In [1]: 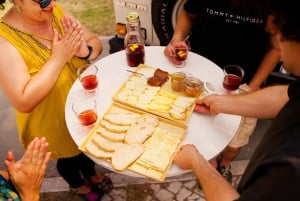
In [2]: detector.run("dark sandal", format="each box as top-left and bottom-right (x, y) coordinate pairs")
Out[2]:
(71, 186), (103, 201)
(88, 175), (113, 193)
(216, 155), (232, 183)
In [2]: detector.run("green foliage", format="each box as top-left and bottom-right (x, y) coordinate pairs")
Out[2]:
(0, 0), (115, 36)
(58, 0), (115, 36)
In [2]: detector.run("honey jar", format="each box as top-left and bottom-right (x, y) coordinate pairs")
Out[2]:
(185, 77), (203, 97)
(171, 72), (186, 92)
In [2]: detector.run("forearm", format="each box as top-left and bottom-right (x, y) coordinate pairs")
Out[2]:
(192, 152), (240, 201)
(217, 85), (289, 118)
(248, 48), (281, 90)
(19, 193), (40, 201)
(85, 34), (102, 61)
(172, 10), (195, 40)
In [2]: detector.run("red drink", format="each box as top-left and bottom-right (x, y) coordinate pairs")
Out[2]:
(126, 44), (145, 67)
(81, 75), (98, 91)
(174, 48), (188, 62)
(223, 65), (244, 92)
(223, 74), (242, 91)
(78, 109), (98, 126)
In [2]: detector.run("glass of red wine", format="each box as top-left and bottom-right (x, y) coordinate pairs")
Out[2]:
(222, 65), (244, 94)
(72, 97), (98, 127)
(170, 39), (190, 68)
(77, 64), (99, 95)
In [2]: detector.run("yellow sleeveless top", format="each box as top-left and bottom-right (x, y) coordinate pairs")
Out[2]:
(0, 4), (89, 159)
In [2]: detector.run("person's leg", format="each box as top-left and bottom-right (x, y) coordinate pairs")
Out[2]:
(57, 154), (104, 200)
(219, 146), (241, 167)
(56, 157), (84, 189)
(77, 153), (113, 194)
(209, 156), (218, 169)
(76, 153), (96, 178)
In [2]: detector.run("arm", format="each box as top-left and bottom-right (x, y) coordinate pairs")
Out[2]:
(0, 24), (82, 113)
(248, 48), (281, 91)
(174, 144), (240, 201)
(195, 85), (289, 119)
(5, 137), (51, 201)
(164, 9), (196, 62)
(171, 9), (195, 41)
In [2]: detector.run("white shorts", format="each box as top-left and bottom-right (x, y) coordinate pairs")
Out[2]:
(228, 84), (257, 148)
(228, 116), (257, 148)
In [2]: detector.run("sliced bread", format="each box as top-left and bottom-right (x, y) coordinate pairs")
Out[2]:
(103, 113), (140, 126)
(85, 142), (113, 159)
(100, 120), (130, 133)
(125, 123), (156, 144)
(112, 143), (145, 171)
(92, 134), (124, 152)
(97, 126), (126, 142)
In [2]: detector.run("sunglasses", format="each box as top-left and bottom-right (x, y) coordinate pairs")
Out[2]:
(32, 0), (51, 9)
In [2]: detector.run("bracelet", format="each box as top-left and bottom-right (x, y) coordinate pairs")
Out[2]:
(78, 45), (93, 60)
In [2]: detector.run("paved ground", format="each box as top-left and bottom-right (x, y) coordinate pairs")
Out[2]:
(0, 36), (273, 200)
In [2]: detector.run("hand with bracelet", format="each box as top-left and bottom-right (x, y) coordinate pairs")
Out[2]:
(60, 16), (98, 60)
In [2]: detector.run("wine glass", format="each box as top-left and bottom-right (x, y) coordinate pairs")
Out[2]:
(170, 39), (190, 68)
(77, 64), (99, 95)
(222, 65), (244, 94)
(72, 97), (98, 127)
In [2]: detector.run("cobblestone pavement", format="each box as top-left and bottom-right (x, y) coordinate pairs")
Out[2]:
(39, 160), (247, 201)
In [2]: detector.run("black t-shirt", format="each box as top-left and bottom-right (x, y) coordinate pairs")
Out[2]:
(236, 79), (300, 200)
(184, 0), (273, 83)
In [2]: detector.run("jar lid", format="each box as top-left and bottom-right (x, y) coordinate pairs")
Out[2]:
(126, 12), (140, 22)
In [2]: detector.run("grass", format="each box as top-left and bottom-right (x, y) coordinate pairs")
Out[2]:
(0, 0), (116, 36)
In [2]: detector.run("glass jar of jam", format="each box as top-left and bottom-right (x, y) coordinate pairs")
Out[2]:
(185, 77), (203, 97)
(171, 72), (186, 92)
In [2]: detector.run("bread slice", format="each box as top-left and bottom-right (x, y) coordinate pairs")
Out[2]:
(132, 114), (159, 127)
(103, 113), (140, 126)
(112, 143), (145, 171)
(85, 142), (113, 159)
(97, 126), (126, 142)
(125, 123), (156, 144)
(92, 134), (124, 152)
(100, 120), (130, 133)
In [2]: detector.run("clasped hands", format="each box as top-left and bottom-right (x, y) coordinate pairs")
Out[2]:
(51, 16), (90, 63)
(5, 137), (51, 201)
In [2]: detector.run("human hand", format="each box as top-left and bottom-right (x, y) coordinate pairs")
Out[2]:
(51, 17), (84, 64)
(5, 137), (51, 201)
(60, 16), (89, 58)
(194, 94), (222, 115)
(164, 40), (189, 66)
(174, 144), (201, 170)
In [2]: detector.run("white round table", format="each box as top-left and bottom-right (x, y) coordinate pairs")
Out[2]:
(65, 46), (241, 177)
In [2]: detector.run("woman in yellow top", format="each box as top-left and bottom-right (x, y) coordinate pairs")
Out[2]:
(0, 0), (112, 200)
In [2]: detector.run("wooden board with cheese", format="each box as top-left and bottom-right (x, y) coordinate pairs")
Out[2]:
(79, 102), (187, 182)
(112, 64), (196, 124)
